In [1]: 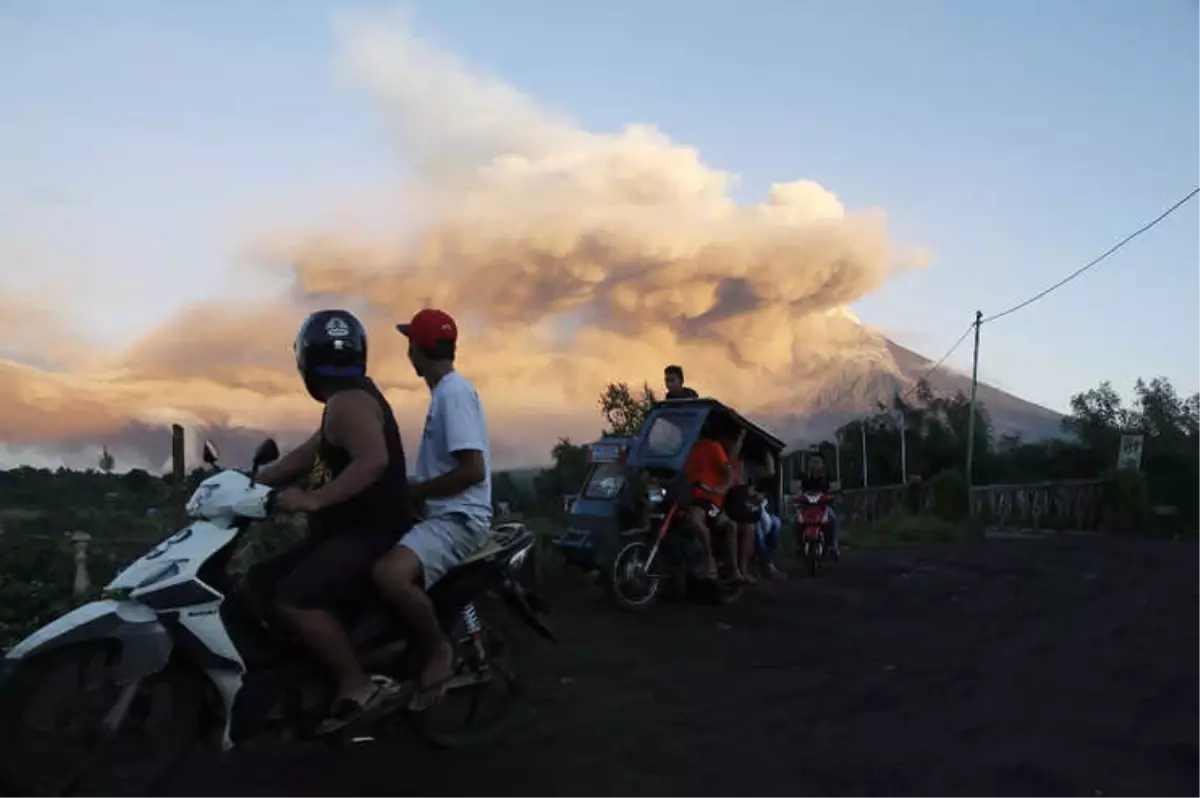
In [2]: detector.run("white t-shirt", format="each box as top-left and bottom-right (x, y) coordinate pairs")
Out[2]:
(414, 371), (492, 524)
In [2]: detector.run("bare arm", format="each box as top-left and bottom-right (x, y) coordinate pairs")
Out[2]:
(411, 449), (486, 502)
(716, 462), (733, 492)
(307, 391), (389, 510)
(256, 430), (321, 487)
(727, 429), (747, 461)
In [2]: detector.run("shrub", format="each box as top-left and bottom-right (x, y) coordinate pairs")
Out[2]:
(930, 469), (969, 522)
(1099, 467), (1151, 536)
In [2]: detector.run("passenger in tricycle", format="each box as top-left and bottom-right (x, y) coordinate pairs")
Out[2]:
(681, 420), (745, 581)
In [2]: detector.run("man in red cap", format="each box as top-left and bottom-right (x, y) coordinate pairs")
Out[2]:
(372, 308), (493, 709)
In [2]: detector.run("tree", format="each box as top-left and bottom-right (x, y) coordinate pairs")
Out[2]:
(832, 383), (993, 487)
(98, 447), (115, 474)
(492, 471), (526, 512)
(599, 381), (658, 437)
(533, 438), (591, 506)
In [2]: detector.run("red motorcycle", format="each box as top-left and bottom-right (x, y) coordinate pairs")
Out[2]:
(794, 491), (833, 577)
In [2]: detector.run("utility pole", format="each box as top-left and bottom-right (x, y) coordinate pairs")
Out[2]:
(965, 310), (983, 489)
(860, 420), (869, 488)
(834, 435), (842, 485)
(898, 395), (908, 484)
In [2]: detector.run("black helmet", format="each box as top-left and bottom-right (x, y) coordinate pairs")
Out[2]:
(294, 309), (368, 401)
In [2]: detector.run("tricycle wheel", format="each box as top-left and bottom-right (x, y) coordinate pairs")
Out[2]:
(607, 540), (662, 612)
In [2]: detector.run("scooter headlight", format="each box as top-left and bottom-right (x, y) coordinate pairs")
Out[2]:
(647, 487), (667, 505)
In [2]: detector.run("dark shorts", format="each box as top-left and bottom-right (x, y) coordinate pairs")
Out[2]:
(724, 486), (763, 525)
(252, 530), (398, 611)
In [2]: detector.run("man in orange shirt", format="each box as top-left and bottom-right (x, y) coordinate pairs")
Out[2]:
(683, 424), (744, 579)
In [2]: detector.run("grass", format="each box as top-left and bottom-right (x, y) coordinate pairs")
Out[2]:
(0, 507), (43, 522)
(841, 511), (984, 549)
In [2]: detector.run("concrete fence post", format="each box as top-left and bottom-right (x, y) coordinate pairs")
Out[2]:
(68, 531), (92, 598)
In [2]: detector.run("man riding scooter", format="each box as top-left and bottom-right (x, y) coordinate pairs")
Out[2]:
(796, 453), (841, 560)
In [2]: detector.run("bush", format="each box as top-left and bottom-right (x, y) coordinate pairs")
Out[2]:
(0, 536), (77, 647)
(1099, 467), (1151, 536)
(930, 469), (969, 522)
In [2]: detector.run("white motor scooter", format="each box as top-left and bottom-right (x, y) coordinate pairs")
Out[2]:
(0, 438), (554, 796)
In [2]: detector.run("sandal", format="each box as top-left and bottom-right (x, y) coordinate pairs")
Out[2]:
(316, 675), (402, 734)
(407, 673), (457, 712)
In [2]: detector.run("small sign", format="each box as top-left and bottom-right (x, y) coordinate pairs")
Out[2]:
(1117, 434), (1144, 471)
(588, 443), (625, 463)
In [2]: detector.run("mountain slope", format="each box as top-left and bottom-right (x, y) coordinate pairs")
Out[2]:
(760, 338), (1065, 447)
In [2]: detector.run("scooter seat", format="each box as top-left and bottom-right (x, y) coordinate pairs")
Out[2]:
(455, 522), (533, 567)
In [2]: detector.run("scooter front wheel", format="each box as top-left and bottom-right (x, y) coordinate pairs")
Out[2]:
(803, 540), (821, 578)
(0, 643), (205, 796)
(607, 540), (662, 612)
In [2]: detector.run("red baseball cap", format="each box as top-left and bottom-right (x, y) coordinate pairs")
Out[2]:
(396, 308), (458, 349)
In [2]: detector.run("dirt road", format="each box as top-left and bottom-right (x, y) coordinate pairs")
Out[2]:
(169, 537), (1198, 796)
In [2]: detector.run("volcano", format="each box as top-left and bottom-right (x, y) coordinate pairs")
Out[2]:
(760, 335), (1065, 448)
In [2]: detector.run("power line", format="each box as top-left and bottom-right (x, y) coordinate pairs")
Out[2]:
(981, 187), (1199, 325)
(899, 321), (977, 402)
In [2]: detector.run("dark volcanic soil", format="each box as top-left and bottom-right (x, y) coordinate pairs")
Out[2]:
(168, 537), (1199, 797)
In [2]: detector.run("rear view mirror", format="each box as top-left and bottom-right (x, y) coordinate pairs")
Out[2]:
(253, 439), (280, 468)
(202, 440), (220, 466)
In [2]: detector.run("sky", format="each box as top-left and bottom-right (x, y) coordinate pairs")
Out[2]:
(0, 0), (1196, 470)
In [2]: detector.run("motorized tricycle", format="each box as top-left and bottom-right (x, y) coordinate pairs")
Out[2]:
(554, 398), (787, 612)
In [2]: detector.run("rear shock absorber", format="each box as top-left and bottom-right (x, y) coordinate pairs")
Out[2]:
(461, 602), (488, 665)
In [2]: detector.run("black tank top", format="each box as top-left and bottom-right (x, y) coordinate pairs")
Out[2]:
(308, 377), (414, 538)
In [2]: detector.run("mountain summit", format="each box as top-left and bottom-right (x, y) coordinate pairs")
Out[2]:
(760, 333), (1064, 447)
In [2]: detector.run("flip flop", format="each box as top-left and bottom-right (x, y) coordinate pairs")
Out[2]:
(407, 673), (457, 713)
(316, 675), (402, 734)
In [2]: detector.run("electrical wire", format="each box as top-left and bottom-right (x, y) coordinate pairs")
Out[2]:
(981, 188), (1199, 325)
(844, 187), (1197, 431)
(898, 321), (976, 402)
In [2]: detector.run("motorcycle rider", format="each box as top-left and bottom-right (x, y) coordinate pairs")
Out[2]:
(683, 420), (744, 580)
(253, 309), (415, 731)
(798, 453), (840, 559)
(372, 308), (493, 710)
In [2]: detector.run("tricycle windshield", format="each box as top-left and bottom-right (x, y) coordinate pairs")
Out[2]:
(628, 410), (703, 466)
(582, 461), (627, 500)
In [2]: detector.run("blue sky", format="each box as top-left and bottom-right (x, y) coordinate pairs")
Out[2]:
(1, 0), (1196, 414)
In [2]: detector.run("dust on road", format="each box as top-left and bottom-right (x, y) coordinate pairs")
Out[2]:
(170, 537), (1199, 797)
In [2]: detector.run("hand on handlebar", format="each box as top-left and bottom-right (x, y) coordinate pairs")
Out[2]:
(274, 486), (320, 513)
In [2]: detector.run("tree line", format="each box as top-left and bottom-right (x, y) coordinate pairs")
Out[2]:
(817, 377), (1197, 523)
(0, 372), (1193, 646)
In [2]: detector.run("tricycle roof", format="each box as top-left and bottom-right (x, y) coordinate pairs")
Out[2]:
(625, 397), (786, 469)
(653, 397), (787, 451)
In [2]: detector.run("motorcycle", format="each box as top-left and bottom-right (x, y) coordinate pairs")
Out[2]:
(0, 439), (555, 797)
(795, 491), (833, 578)
(607, 479), (744, 612)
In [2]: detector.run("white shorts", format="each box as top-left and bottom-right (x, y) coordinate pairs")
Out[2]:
(399, 514), (491, 589)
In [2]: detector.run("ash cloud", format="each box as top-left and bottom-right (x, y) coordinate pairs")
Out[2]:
(0, 9), (926, 470)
